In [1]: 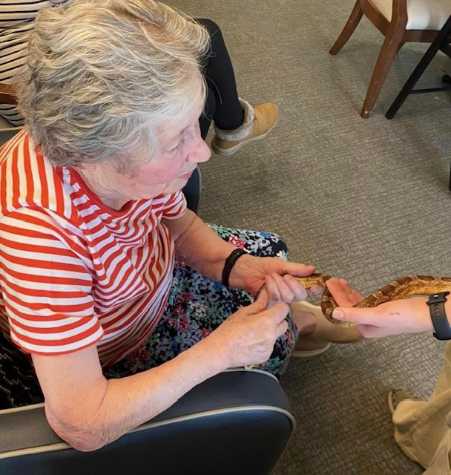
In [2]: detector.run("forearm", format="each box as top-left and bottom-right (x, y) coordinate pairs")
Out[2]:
(362, 297), (451, 338)
(47, 338), (228, 451)
(170, 214), (313, 296)
(173, 214), (239, 282)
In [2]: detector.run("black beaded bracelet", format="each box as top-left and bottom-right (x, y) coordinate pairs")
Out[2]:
(222, 248), (248, 287)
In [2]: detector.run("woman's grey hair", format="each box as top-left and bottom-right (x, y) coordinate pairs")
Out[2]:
(17, 0), (209, 170)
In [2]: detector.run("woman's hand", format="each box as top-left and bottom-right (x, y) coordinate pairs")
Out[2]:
(206, 290), (290, 368)
(326, 278), (432, 338)
(229, 254), (319, 303)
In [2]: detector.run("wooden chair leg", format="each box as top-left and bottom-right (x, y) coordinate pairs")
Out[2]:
(329, 0), (363, 55)
(360, 32), (404, 118)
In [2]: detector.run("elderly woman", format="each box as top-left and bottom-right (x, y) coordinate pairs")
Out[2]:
(0, 0), (358, 451)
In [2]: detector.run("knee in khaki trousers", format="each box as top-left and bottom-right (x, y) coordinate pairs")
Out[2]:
(393, 342), (451, 474)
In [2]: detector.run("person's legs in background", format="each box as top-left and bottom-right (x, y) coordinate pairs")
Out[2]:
(184, 18), (279, 211)
(197, 18), (278, 157)
(183, 18), (280, 211)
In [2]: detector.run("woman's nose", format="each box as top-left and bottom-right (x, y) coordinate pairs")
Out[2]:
(187, 138), (211, 164)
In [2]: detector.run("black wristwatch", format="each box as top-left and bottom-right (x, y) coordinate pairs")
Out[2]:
(427, 291), (451, 340)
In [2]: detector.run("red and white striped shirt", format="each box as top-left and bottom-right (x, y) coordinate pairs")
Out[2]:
(0, 130), (186, 366)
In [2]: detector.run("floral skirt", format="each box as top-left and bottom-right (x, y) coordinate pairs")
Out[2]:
(104, 225), (298, 379)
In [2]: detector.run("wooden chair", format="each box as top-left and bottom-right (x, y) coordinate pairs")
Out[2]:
(386, 14), (451, 120)
(0, 84), (22, 145)
(330, 0), (451, 118)
(0, 84), (16, 105)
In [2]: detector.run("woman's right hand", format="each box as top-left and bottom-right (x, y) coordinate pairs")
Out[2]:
(209, 290), (289, 369)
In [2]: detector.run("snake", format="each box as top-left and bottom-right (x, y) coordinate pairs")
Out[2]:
(295, 274), (451, 327)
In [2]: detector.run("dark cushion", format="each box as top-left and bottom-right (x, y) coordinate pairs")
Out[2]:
(0, 369), (294, 475)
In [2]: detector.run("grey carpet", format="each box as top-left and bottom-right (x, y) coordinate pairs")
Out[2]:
(169, 1), (451, 473)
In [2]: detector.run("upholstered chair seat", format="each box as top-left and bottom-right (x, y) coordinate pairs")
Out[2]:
(372, 0), (451, 30)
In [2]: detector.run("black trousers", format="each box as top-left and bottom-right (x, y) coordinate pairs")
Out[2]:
(196, 18), (244, 139)
(183, 19), (244, 211)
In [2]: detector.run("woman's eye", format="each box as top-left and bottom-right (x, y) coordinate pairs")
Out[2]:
(169, 140), (183, 152)
(167, 125), (195, 153)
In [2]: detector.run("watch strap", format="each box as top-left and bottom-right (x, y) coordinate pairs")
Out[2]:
(427, 291), (451, 340)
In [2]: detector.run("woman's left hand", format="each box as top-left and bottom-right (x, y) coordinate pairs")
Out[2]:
(230, 254), (320, 303)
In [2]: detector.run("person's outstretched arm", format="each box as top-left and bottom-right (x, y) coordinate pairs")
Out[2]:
(326, 277), (451, 338)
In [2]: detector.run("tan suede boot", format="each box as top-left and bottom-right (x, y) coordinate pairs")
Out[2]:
(211, 99), (278, 157)
(291, 301), (363, 357)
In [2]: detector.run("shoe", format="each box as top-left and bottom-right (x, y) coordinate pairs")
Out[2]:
(211, 99), (278, 157)
(292, 301), (363, 344)
(292, 337), (331, 357)
(388, 389), (418, 415)
(291, 301), (362, 358)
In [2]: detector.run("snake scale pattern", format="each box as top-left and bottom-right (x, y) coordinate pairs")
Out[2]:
(296, 274), (451, 328)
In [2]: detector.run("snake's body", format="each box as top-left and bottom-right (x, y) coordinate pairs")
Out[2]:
(297, 274), (451, 327)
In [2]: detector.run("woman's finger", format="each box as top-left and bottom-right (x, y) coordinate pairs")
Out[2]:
(265, 301), (290, 324)
(357, 325), (388, 339)
(264, 275), (281, 306)
(277, 319), (288, 337)
(252, 287), (269, 310)
(271, 273), (295, 302)
(308, 284), (323, 296)
(276, 261), (316, 277)
(282, 274), (309, 301)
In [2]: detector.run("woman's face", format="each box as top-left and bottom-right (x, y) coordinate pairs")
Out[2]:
(78, 88), (212, 210)
(123, 103), (211, 199)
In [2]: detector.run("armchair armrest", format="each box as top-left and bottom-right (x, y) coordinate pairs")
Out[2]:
(0, 369), (295, 475)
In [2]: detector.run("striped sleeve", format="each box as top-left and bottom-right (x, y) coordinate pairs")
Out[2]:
(0, 207), (103, 355)
(160, 191), (187, 220)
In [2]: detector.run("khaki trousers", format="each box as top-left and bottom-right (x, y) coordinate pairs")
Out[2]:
(393, 342), (451, 474)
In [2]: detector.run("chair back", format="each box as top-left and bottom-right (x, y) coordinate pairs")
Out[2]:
(369, 0), (451, 31)
(362, 0), (408, 35)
